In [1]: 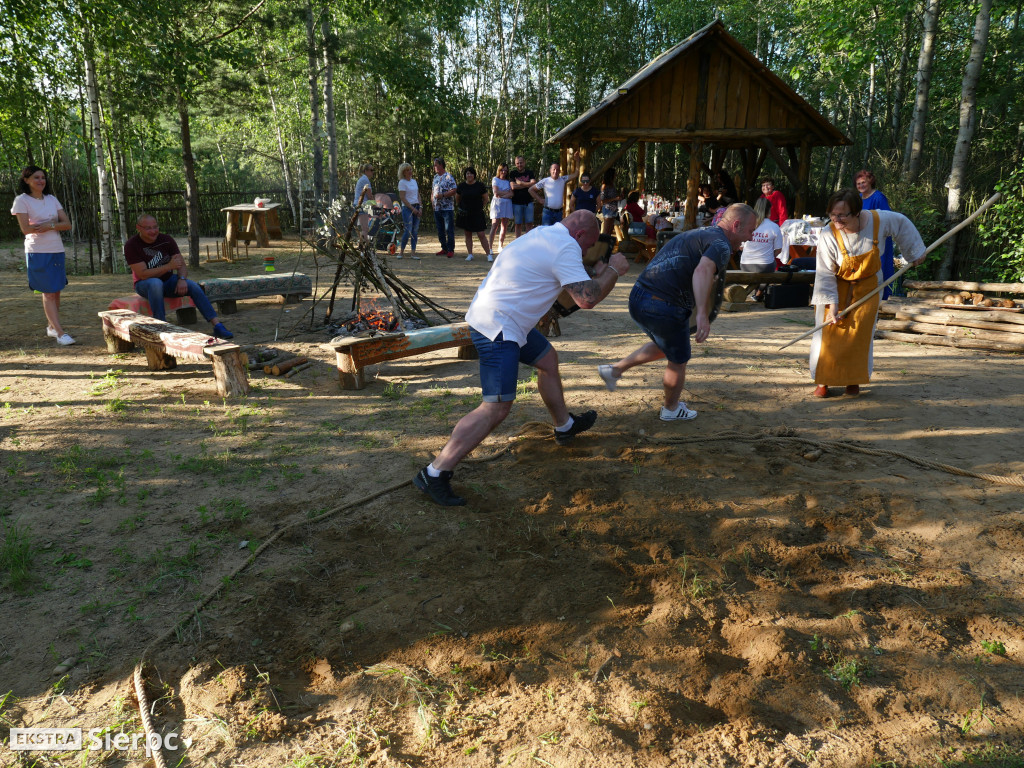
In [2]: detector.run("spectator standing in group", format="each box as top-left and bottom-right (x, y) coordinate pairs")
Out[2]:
(10, 165), (75, 345)
(397, 162), (421, 260)
(739, 198), (785, 301)
(855, 169), (897, 298)
(456, 166), (491, 262)
(508, 155), (536, 237)
(431, 157), (458, 257)
(489, 162), (514, 258)
(569, 173), (599, 214)
(598, 169), (621, 236)
(760, 178), (788, 225)
(530, 153), (580, 226)
(355, 162), (374, 240)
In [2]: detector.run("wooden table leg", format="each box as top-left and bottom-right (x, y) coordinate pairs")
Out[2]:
(253, 211), (270, 248)
(225, 211), (238, 248)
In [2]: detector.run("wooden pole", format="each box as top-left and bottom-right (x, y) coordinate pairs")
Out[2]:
(795, 140), (811, 217)
(685, 140), (702, 230)
(903, 279), (1024, 294)
(875, 329), (1024, 353)
(636, 141), (647, 194)
(884, 310), (1024, 334)
(272, 356), (309, 376)
(877, 318), (1024, 343)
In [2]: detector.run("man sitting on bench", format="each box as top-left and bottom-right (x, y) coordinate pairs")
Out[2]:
(125, 214), (233, 339)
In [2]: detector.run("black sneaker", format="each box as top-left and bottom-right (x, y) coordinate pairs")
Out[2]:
(554, 410), (597, 445)
(413, 466), (467, 506)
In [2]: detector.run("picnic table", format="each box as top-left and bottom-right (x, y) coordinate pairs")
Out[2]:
(222, 203), (283, 248)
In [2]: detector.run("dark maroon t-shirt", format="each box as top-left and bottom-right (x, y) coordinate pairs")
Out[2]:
(124, 233), (179, 284)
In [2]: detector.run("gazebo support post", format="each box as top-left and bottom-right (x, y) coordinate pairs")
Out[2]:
(795, 140), (811, 217)
(636, 142), (647, 194)
(685, 140), (703, 229)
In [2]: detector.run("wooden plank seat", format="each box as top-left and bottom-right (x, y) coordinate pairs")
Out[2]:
(108, 295), (198, 325)
(197, 272), (312, 315)
(323, 322), (479, 390)
(98, 309), (249, 397)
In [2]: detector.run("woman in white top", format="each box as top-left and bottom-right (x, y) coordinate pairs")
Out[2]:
(10, 166), (75, 345)
(488, 162), (513, 259)
(810, 188), (926, 398)
(739, 198), (785, 301)
(396, 162), (421, 259)
(354, 162), (374, 240)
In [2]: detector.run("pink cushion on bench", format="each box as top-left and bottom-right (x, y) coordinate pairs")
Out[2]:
(108, 295), (195, 316)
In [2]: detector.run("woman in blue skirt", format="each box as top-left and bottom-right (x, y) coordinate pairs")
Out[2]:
(10, 166), (75, 344)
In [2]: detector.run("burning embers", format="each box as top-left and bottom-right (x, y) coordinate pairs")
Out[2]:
(328, 299), (427, 340)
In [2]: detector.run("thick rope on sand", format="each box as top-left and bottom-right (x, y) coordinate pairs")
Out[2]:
(132, 421), (1023, 761)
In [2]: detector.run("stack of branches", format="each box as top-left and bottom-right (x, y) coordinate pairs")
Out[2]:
(877, 280), (1024, 353)
(299, 197), (462, 331)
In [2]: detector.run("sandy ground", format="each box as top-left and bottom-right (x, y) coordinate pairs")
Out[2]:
(1, 232), (1023, 767)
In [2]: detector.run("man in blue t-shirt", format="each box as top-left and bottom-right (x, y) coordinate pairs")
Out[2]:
(596, 204), (757, 421)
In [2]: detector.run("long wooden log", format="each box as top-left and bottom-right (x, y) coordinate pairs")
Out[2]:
(272, 357), (308, 375)
(884, 310), (1024, 333)
(877, 319), (1024, 344)
(875, 329), (1024, 353)
(725, 270), (815, 284)
(903, 280), (1024, 294)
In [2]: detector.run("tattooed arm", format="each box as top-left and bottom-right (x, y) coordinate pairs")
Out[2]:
(564, 252), (629, 309)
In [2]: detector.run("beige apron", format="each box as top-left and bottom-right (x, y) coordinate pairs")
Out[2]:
(814, 211), (881, 386)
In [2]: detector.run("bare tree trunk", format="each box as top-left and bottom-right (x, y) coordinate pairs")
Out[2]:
(892, 9), (914, 147)
(488, 0), (522, 160)
(177, 93), (201, 268)
(264, 64), (298, 223)
(83, 39), (114, 273)
(307, 0), (323, 199)
(937, 0), (993, 280)
(864, 61), (875, 164)
(321, 12), (338, 202)
(904, 0), (940, 179)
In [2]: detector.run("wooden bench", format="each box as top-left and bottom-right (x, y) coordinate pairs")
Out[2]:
(323, 322), (478, 390)
(198, 273), (313, 315)
(108, 295), (198, 325)
(99, 309), (249, 397)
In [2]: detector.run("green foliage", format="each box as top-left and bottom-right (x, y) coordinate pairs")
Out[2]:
(978, 167), (1024, 282)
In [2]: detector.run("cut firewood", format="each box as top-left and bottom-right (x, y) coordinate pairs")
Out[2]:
(262, 353), (293, 373)
(284, 361), (315, 378)
(889, 310), (1024, 334)
(272, 357), (308, 375)
(904, 280), (1024, 294)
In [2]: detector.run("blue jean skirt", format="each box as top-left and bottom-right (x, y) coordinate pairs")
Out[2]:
(26, 252), (68, 293)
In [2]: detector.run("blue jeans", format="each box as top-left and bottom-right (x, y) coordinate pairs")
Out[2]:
(135, 275), (217, 322)
(434, 208), (455, 252)
(628, 284), (693, 365)
(541, 207), (563, 226)
(401, 205), (420, 251)
(470, 328), (552, 402)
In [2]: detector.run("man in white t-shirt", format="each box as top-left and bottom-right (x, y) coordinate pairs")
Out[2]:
(530, 156), (581, 226)
(739, 206), (786, 300)
(414, 210), (630, 506)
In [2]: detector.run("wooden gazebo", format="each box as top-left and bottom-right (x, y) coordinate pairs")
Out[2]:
(549, 20), (850, 227)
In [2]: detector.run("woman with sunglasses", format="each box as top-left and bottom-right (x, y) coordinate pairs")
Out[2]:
(809, 188), (926, 398)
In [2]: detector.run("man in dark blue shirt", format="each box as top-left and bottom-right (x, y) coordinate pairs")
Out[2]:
(597, 204), (756, 420)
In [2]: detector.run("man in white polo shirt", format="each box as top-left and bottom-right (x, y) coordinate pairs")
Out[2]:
(530, 155), (581, 226)
(414, 210), (630, 506)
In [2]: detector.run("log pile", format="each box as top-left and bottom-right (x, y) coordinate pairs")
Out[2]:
(877, 280), (1024, 353)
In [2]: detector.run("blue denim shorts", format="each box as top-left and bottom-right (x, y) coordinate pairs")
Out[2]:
(26, 252), (68, 293)
(628, 284), (693, 365)
(513, 204), (533, 225)
(471, 328), (552, 402)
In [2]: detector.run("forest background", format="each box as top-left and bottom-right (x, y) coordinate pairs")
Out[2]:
(2, 0), (1023, 282)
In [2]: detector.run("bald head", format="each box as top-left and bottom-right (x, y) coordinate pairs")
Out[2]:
(716, 204), (758, 249)
(562, 210), (600, 253)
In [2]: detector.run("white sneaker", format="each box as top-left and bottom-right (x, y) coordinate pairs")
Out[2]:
(56, 333), (76, 346)
(660, 403), (697, 421)
(597, 364), (620, 391)
(396, 253), (403, 259)
(486, 253), (494, 262)
(465, 254), (474, 261)
(411, 253), (421, 260)
(46, 326), (58, 338)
